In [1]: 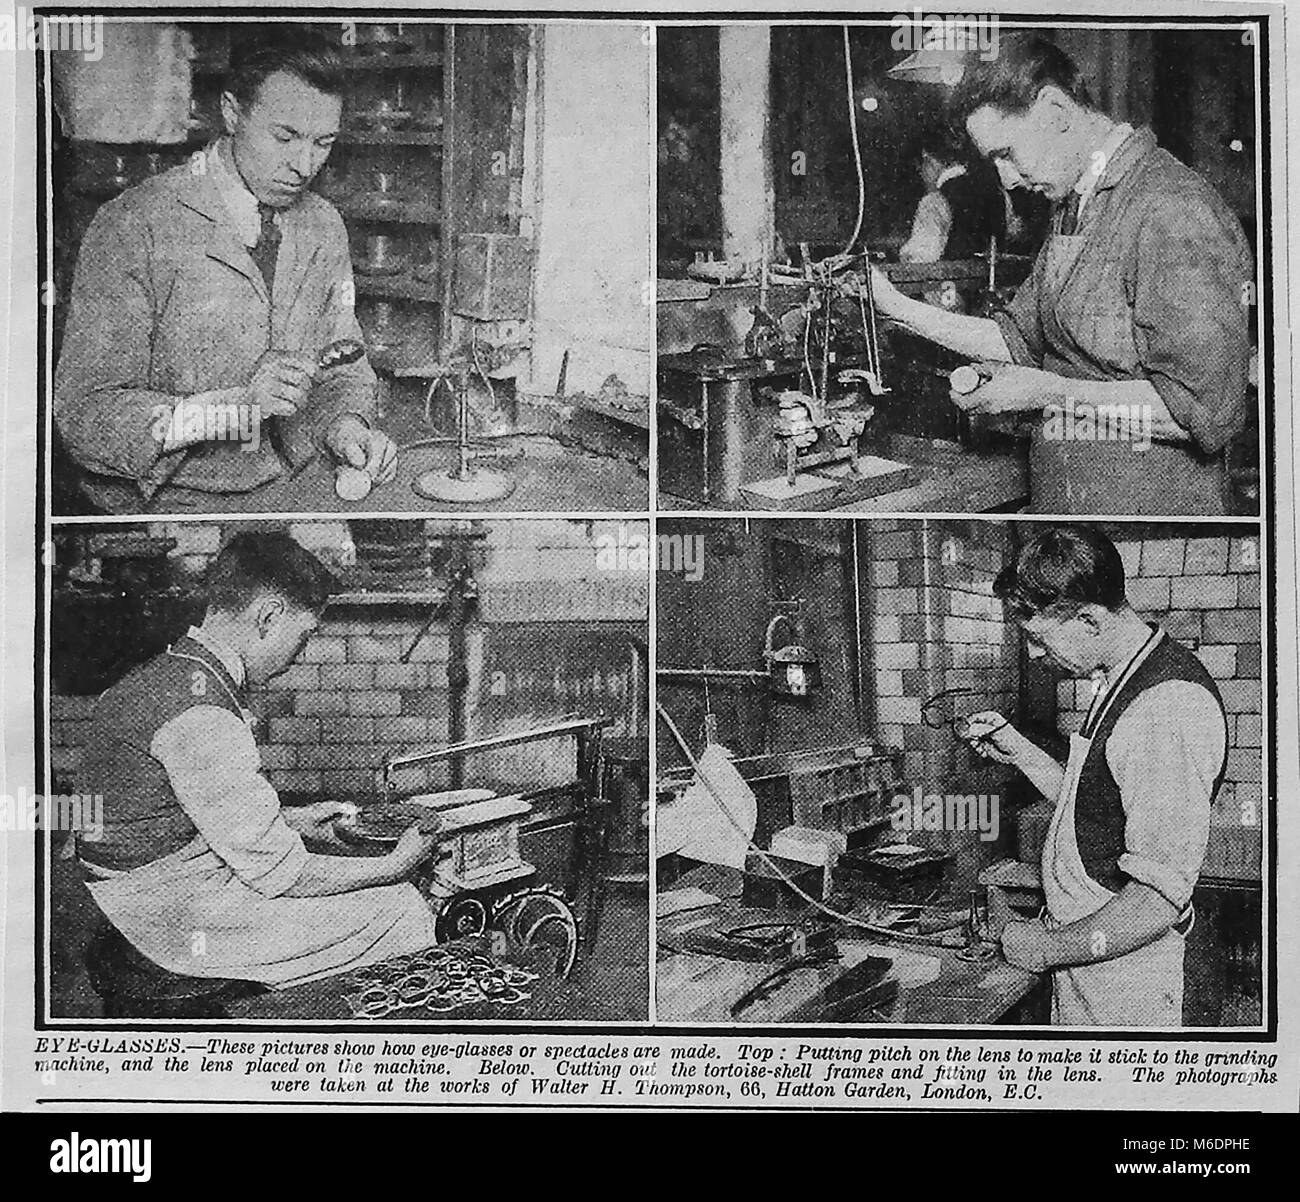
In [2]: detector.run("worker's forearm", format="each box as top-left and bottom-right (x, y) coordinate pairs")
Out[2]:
(156, 388), (261, 452)
(1044, 881), (1181, 969)
(1009, 736), (1066, 802)
(885, 292), (1013, 362)
(284, 850), (407, 897)
(1056, 377), (1191, 443)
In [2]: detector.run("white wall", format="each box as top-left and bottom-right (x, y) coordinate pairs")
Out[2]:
(527, 25), (653, 400)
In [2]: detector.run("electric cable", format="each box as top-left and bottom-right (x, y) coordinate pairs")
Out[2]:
(841, 25), (867, 257)
(656, 701), (961, 947)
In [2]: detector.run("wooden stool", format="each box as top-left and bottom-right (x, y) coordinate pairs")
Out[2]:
(85, 920), (262, 1019)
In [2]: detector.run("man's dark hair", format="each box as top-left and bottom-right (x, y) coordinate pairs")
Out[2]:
(993, 526), (1127, 621)
(206, 532), (338, 615)
(914, 121), (969, 167)
(225, 25), (348, 109)
(949, 33), (1095, 123)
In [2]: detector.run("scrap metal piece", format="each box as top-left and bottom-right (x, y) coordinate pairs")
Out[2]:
(317, 337), (367, 372)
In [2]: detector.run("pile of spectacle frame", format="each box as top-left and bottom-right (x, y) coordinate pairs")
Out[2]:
(342, 946), (540, 1018)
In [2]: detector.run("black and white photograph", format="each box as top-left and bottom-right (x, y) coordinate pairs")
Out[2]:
(46, 18), (652, 515)
(656, 518), (1263, 1030)
(0, 0), (1292, 1140)
(657, 24), (1262, 515)
(44, 517), (649, 1022)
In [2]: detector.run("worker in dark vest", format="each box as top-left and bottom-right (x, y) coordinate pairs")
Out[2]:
(75, 532), (441, 987)
(868, 34), (1253, 515)
(961, 526), (1228, 1026)
(899, 127), (1007, 266)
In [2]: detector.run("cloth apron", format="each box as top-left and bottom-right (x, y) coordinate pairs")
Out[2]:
(1027, 229), (1228, 517)
(84, 646), (440, 988)
(1041, 730), (1186, 1027)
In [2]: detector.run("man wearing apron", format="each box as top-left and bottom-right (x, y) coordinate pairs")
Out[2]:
(76, 532), (442, 988)
(963, 527), (1228, 1026)
(867, 34), (1253, 515)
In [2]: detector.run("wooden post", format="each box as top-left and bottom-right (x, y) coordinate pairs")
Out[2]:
(718, 26), (775, 272)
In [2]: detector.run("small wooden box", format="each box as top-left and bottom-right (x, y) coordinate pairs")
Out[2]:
(453, 233), (533, 319)
(426, 793), (533, 886)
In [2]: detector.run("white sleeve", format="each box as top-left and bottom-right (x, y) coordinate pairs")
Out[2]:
(1106, 681), (1226, 910)
(152, 705), (308, 897)
(899, 192), (953, 264)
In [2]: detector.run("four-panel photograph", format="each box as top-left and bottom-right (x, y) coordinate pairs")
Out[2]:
(39, 14), (1267, 1035)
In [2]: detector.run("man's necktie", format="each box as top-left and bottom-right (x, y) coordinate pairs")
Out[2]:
(250, 203), (281, 295)
(1057, 190), (1082, 237)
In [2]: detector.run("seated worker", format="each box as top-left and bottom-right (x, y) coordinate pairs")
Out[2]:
(75, 532), (440, 988)
(54, 27), (397, 514)
(899, 127), (1006, 266)
(961, 526), (1228, 1026)
(867, 34), (1254, 515)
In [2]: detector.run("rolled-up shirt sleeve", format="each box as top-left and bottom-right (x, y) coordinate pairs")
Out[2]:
(1106, 681), (1226, 911)
(1129, 192), (1253, 454)
(152, 705), (308, 897)
(992, 244), (1047, 367)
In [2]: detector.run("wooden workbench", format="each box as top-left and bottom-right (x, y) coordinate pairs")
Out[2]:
(657, 899), (1043, 1026)
(830, 446), (1027, 514)
(663, 445), (1027, 515)
(77, 399), (648, 516)
(139, 437), (647, 515)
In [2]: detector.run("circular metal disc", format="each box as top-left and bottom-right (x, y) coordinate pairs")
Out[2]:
(412, 469), (516, 504)
(435, 895), (489, 943)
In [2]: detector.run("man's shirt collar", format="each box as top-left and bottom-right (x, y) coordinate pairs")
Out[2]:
(934, 163), (968, 191)
(186, 624), (248, 690)
(1074, 122), (1135, 217)
(208, 138), (266, 249)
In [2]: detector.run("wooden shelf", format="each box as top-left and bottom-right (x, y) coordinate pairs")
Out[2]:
(343, 50), (445, 72)
(192, 51), (443, 78)
(330, 589), (448, 607)
(337, 196), (441, 225)
(355, 275), (443, 303)
(883, 256), (1033, 288)
(145, 22), (460, 376)
(338, 130), (443, 147)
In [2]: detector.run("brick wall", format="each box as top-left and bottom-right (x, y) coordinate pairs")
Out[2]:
(49, 519), (649, 801)
(867, 519), (1020, 801)
(1050, 532), (1263, 880)
(476, 518), (650, 623)
(255, 612), (458, 799)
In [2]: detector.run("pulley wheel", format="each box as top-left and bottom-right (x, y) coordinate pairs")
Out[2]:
(435, 894), (489, 943)
(495, 891), (579, 979)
